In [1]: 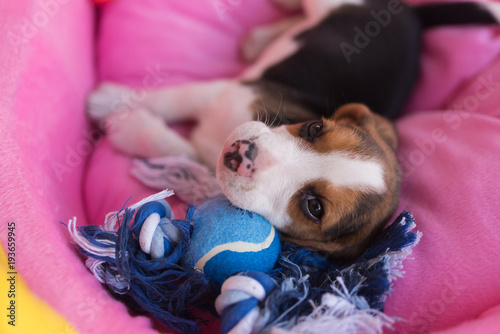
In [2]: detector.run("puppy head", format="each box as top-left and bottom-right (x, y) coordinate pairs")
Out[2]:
(216, 103), (400, 259)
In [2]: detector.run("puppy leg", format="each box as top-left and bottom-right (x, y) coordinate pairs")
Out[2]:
(189, 83), (259, 168)
(105, 108), (199, 160)
(303, 0), (364, 19)
(272, 0), (363, 17)
(89, 80), (258, 166)
(87, 82), (136, 122)
(241, 15), (305, 62)
(88, 80), (236, 123)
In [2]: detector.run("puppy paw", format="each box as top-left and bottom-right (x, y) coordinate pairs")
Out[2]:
(87, 82), (133, 121)
(240, 27), (272, 62)
(240, 16), (304, 62)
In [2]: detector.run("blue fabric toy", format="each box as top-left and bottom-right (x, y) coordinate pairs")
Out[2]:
(69, 190), (421, 334)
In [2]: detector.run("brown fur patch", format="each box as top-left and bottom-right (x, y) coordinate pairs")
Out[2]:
(286, 120), (385, 157)
(283, 180), (393, 258)
(281, 104), (401, 259)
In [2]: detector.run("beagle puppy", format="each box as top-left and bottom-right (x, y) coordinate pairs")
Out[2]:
(88, 0), (500, 258)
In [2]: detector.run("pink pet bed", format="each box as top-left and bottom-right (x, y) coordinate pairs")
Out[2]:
(1, 0), (500, 333)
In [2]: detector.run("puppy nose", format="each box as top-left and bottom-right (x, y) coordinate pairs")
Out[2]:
(223, 150), (242, 172)
(223, 140), (258, 177)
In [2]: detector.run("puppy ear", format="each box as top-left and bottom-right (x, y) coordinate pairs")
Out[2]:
(333, 103), (374, 126)
(372, 113), (398, 152)
(333, 103), (398, 152)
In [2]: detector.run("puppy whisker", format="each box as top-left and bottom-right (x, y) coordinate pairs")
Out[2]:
(258, 93), (272, 126)
(269, 92), (284, 127)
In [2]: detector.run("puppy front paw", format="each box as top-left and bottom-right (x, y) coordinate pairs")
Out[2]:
(240, 15), (304, 62)
(87, 82), (133, 121)
(241, 27), (273, 62)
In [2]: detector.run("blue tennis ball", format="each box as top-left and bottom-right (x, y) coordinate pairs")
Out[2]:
(184, 196), (281, 285)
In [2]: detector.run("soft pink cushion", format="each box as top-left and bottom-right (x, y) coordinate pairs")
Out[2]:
(84, 0), (500, 333)
(0, 1), (158, 333)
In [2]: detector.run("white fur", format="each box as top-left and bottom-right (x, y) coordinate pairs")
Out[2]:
(216, 122), (386, 230)
(240, 30), (303, 81)
(88, 80), (257, 167)
(106, 108), (200, 160)
(303, 0), (364, 18)
(483, 2), (500, 22)
(241, 15), (305, 62)
(187, 82), (258, 167)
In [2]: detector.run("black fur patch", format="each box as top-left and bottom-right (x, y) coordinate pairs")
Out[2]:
(259, 0), (421, 119)
(416, 3), (499, 29)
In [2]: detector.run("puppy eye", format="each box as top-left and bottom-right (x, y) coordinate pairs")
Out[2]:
(300, 121), (324, 141)
(303, 194), (324, 222)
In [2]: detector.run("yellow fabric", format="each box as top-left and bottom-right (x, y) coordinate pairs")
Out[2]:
(0, 246), (77, 334)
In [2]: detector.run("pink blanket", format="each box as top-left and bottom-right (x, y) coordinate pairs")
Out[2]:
(1, 0), (500, 333)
